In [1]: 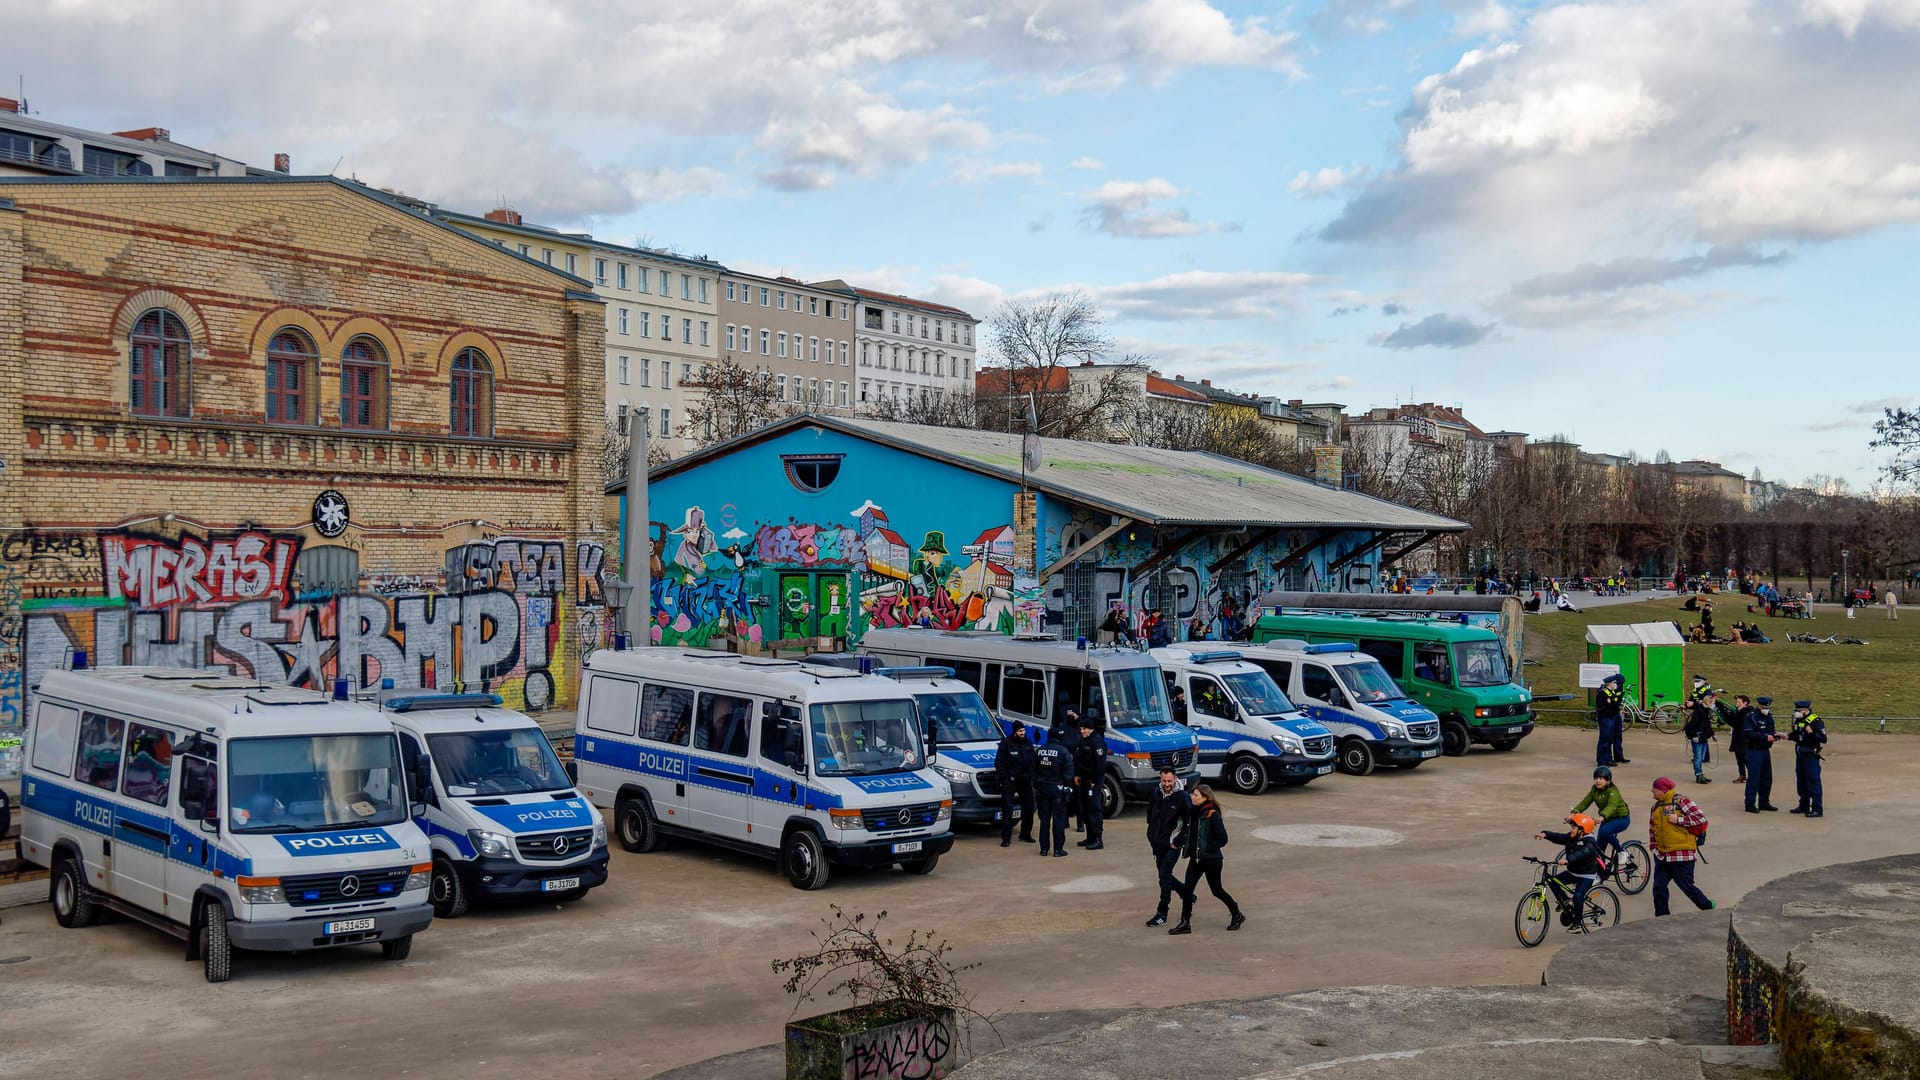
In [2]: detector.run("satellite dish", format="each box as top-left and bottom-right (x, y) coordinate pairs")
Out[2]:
(1022, 432), (1043, 474)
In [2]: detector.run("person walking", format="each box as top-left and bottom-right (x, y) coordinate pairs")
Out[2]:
(1571, 766), (1631, 863)
(1740, 696), (1780, 813)
(1888, 588), (1901, 620)
(1073, 716), (1108, 850)
(1595, 674), (1627, 767)
(1685, 689), (1718, 784)
(1727, 694), (1751, 784)
(1143, 767), (1190, 927)
(993, 720), (1037, 847)
(1031, 726), (1073, 857)
(1788, 700), (1828, 818)
(1168, 784), (1244, 935)
(1649, 777), (1714, 917)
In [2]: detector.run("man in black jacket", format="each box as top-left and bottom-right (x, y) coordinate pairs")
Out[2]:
(1740, 697), (1779, 813)
(1144, 767), (1190, 926)
(994, 721), (1037, 847)
(1051, 712), (1083, 832)
(1073, 716), (1108, 850)
(1032, 728), (1074, 857)
(1685, 690), (1718, 784)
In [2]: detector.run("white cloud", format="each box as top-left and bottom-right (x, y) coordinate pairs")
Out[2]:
(952, 159), (1046, 184)
(1070, 156), (1106, 170)
(1046, 269), (1321, 321)
(1799, 0), (1920, 35)
(1288, 165), (1369, 198)
(1452, 0), (1514, 38)
(1375, 313), (1495, 349)
(1082, 177), (1236, 237)
(1686, 152), (1920, 243)
(1115, 337), (1312, 381)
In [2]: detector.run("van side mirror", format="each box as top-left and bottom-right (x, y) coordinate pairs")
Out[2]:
(412, 754), (436, 811)
(199, 814), (220, 834)
(783, 723), (806, 774)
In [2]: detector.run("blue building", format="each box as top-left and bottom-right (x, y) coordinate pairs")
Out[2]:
(614, 417), (1463, 650)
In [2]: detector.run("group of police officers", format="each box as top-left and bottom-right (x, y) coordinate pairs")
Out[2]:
(991, 711), (1109, 855)
(1596, 673), (1830, 816)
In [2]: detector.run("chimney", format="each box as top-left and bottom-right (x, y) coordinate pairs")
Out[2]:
(273, 153), (291, 174)
(484, 207), (523, 226)
(113, 127), (171, 143)
(1200, 378), (1212, 387)
(1288, 398), (1303, 407)
(0, 97), (20, 114)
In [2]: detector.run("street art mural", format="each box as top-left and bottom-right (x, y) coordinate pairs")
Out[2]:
(1, 526), (604, 721)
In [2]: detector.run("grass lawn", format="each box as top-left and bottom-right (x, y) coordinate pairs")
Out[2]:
(1522, 597), (1920, 732)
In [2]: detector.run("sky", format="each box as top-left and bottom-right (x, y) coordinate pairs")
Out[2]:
(5, 0), (1917, 488)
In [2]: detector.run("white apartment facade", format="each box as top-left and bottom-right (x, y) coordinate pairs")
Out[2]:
(810, 280), (977, 410)
(0, 97), (258, 178)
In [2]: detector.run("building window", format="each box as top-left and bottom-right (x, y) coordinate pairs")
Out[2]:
(83, 146), (153, 176)
(681, 317), (692, 343)
(807, 377), (819, 404)
(617, 263), (629, 290)
(934, 354), (943, 377)
(660, 407), (672, 438)
(777, 374), (788, 399)
(921, 353), (929, 375)
(642, 358), (653, 386)
(839, 381), (849, 407)
(518, 244), (530, 257)
(838, 341), (849, 366)
(699, 321), (710, 347)
(541, 248), (554, 265)
(777, 290), (787, 310)
(726, 281), (736, 301)
(760, 287), (770, 306)
(861, 342), (871, 366)
(565, 253), (578, 275)
(449, 347), (493, 437)
(920, 317), (929, 339)
(698, 278), (709, 303)
(680, 273), (691, 299)
(656, 269), (669, 297)
(864, 306), (882, 329)
(760, 329), (771, 354)
(618, 355), (630, 385)
(618, 307), (630, 335)
(726, 324), (737, 351)
(934, 321), (943, 342)
(265, 329), (317, 425)
(808, 296), (818, 316)
(965, 325), (973, 345)
(596, 259), (608, 285)
(639, 312), (651, 338)
(616, 401), (630, 435)
(823, 300), (834, 318)
(777, 332), (788, 358)
(891, 346), (900, 370)
(129, 308), (192, 418)
(340, 336), (389, 430)
(860, 379), (870, 402)
(891, 312), (900, 334)
(662, 362), (673, 389)
(810, 337), (820, 363)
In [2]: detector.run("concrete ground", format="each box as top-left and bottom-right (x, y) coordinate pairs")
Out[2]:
(1, 726), (1914, 1080)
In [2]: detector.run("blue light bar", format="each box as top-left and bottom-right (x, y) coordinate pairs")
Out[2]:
(1184, 651), (1244, 664)
(385, 693), (505, 712)
(874, 666), (957, 681)
(1303, 643), (1359, 655)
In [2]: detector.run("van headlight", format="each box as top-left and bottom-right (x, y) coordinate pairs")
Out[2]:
(1381, 722), (1405, 738)
(1278, 737), (1303, 755)
(237, 876), (284, 904)
(592, 819), (608, 848)
(468, 829), (514, 858)
(937, 800), (953, 820)
(404, 862), (432, 891)
(932, 765), (971, 784)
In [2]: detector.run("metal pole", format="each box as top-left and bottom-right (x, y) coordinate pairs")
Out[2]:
(625, 411), (651, 645)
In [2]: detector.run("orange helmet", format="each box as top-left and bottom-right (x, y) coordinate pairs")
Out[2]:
(1566, 813), (1599, 837)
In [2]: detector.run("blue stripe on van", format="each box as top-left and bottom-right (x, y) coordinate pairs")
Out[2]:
(575, 736), (846, 810)
(1192, 728), (1282, 758)
(23, 776), (251, 878)
(1302, 705), (1385, 739)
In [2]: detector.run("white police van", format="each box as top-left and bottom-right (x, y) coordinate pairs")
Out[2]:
(381, 691), (608, 917)
(814, 661), (1008, 825)
(1235, 641), (1443, 775)
(573, 648), (955, 890)
(857, 628), (1200, 818)
(19, 665), (433, 982)
(1150, 647), (1337, 795)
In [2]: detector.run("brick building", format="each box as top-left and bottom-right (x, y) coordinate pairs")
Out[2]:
(0, 175), (608, 724)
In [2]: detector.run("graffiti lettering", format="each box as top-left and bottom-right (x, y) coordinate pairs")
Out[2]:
(575, 541), (605, 607)
(754, 521), (864, 569)
(102, 531), (297, 609)
(844, 1015), (954, 1080)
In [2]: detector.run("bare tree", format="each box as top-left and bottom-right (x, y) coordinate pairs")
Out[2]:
(864, 387), (980, 428)
(681, 356), (794, 448)
(980, 291), (1144, 440)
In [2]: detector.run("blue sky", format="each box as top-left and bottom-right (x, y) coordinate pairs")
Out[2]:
(8, 0), (1916, 487)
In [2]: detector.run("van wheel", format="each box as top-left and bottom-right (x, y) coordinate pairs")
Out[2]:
(784, 830), (831, 890)
(899, 853), (940, 875)
(1441, 719), (1471, 757)
(51, 857), (100, 928)
(380, 935), (413, 961)
(616, 797), (660, 853)
(200, 899), (233, 983)
(430, 857), (469, 919)
(1338, 739), (1376, 777)
(1227, 755), (1269, 796)
(1100, 773), (1127, 819)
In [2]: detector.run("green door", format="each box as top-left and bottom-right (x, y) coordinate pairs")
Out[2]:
(815, 575), (850, 640)
(778, 573), (814, 641)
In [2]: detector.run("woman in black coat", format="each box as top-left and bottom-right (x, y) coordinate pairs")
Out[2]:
(1168, 785), (1245, 935)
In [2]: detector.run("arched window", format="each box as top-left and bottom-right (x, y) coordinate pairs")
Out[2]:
(340, 336), (389, 430)
(450, 347), (493, 437)
(129, 309), (191, 418)
(265, 329), (318, 425)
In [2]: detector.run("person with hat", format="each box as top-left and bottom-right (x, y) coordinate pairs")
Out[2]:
(1787, 700), (1828, 817)
(993, 720), (1038, 847)
(1649, 777), (1715, 917)
(1684, 689), (1719, 784)
(1031, 723), (1074, 857)
(1535, 813), (1605, 933)
(1737, 696), (1781, 812)
(1072, 713), (1109, 850)
(1595, 674), (1628, 768)
(1571, 766), (1631, 863)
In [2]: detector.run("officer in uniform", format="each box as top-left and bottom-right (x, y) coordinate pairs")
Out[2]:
(1740, 696), (1780, 813)
(1050, 711), (1084, 832)
(1073, 715), (1108, 851)
(1596, 673), (1627, 767)
(1788, 700), (1827, 818)
(1689, 674), (1712, 707)
(1032, 725), (1073, 856)
(993, 720), (1037, 847)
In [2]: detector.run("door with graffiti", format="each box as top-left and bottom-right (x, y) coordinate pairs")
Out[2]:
(777, 573), (814, 641)
(814, 575), (850, 641)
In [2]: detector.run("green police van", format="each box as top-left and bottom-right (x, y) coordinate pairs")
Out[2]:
(1249, 612), (1534, 757)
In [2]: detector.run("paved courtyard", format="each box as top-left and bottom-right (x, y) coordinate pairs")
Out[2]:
(2, 725), (1914, 1079)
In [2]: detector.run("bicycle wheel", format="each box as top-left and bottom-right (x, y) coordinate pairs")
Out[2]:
(1580, 886), (1621, 932)
(1514, 888), (1549, 948)
(1650, 707), (1683, 735)
(1613, 841), (1651, 896)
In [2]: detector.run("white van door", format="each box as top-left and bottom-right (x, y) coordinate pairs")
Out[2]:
(110, 720), (179, 917)
(686, 690), (755, 842)
(750, 704), (809, 843)
(167, 753), (222, 915)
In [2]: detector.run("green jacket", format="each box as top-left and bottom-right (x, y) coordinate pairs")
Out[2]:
(1573, 783), (1630, 821)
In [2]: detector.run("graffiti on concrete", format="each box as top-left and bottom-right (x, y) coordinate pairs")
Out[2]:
(844, 1013), (955, 1080)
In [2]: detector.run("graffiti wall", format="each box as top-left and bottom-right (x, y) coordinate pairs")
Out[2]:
(2, 525), (606, 721)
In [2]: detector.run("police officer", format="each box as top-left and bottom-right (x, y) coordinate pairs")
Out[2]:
(1051, 711), (1084, 832)
(1032, 724), (1073, 857)
(994, 720), (1037, 847)
(1596, 673), (1627, 767)
(1073, 715), (1108, 850)
(1171, 687), (1190, 726)
(1740, 696), (1780, 813)
(1788, 700), (1828, 818)
(1689, 674), (1712, 707)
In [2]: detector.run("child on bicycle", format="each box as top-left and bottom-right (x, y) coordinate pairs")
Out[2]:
(1535, 813), (1603, 933)
(1571, 766), (1631, 865)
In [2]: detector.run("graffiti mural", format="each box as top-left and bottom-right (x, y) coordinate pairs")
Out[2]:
(5, 526), (585, 717)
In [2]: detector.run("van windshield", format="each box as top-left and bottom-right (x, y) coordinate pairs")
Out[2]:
(915, 691), (1000, 743)
(1101, 667), (1174, 729)
(428, 728), (571, 796)
(1454, 640), (1512, 687)
(228, 734), (407, 834)
(1335, 660), (1406, 702)
(1222, 671), (1296, 716)
(811, 699), (927, 777)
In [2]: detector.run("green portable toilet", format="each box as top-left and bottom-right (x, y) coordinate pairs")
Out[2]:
(1584, 625), (1644, 706)
(1630, 621), (1687, 711)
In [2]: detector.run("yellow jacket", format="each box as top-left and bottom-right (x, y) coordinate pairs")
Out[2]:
(1649, 790), (1699, 854)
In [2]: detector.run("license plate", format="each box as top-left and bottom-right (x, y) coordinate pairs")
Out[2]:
(1421, 749), (1439, 758)
(891, 841), (923, 854)
(542, 877), (581, 893)
(1505, 726), (1523, 735)
(1316, 765), (1334, 775)
(324, 917), (375, 935)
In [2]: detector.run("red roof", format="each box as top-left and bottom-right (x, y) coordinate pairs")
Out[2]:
(1146, 374), (1210, 402)
(850, 286), (974, 319)
(976, 366), (1069, 394)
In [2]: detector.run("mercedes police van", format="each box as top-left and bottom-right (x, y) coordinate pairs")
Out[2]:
(857, 628), (1200, 818)
(380, 691), (608, 917)
(573, 648), (955, 890)
(1235, 641), (1443, 775)
(809, 659), (1008, 826)
(20, 665), (434, 982)
(1150, 647), (1337, 795)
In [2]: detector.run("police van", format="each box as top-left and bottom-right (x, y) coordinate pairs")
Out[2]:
(381, 691), (608, 917)
(1235, 641), (1443, 775)
(1150, 647), (1337, 795)
(807, 659), (1008, 826)
(573, 648), (955, 890)
(857, 628), (1200, 818)
(20, 664), (434, 982)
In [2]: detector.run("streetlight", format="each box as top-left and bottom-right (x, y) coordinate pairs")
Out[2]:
(604, 579), (635, 651)
(1841, 549), (1850, 601)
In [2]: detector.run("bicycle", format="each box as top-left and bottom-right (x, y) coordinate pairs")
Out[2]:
(1514, 856), (1621, 947)
(1598, 838), (1650, 896)
(1619, 690), (1681, 734)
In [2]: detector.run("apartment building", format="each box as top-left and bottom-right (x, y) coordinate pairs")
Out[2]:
(811, 280), (977, 409)
(0, 97), (258, 179)
(717, 271), (859, 415)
